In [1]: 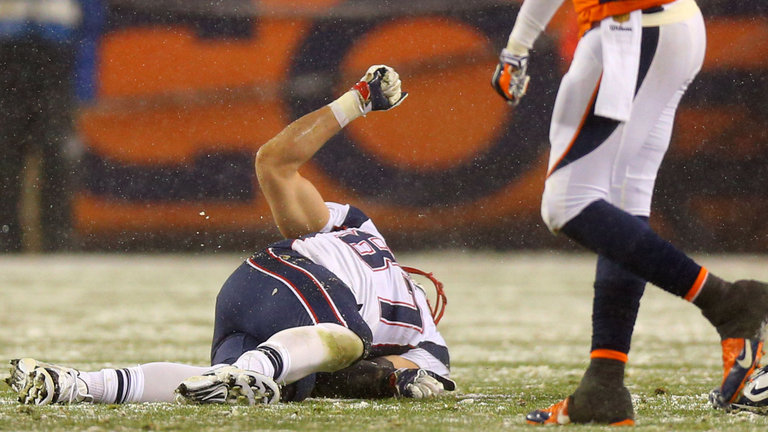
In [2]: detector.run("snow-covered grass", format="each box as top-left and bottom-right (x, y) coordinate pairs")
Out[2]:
(1, 252), (767, 431)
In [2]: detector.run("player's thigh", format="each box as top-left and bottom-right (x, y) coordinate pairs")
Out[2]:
(547, 29), (603, 173)
(611, 100), (677, 216)
(610, 18), (705, 215)
(211, 252), (372, 364)
(542, 30), (618, 230)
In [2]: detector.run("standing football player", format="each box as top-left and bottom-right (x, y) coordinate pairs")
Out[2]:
(6, 65), (454, 406)
(492, 0), (768, 425)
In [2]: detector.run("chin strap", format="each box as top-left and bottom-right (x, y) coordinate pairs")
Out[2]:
(401, 266), (447, 325)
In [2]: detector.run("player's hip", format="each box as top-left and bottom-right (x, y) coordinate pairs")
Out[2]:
(215, 250), (367, 331)
(577, 0), (701, 36)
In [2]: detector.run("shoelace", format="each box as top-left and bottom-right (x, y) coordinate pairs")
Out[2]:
(53, 368), (85, 403)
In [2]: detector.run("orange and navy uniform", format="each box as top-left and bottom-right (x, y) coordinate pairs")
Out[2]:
(572, 0), (677, 36)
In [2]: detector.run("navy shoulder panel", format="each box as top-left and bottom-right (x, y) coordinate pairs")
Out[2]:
(339, 205), (370, 230)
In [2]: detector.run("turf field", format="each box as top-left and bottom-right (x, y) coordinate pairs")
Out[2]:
(1, 252), (767, 431)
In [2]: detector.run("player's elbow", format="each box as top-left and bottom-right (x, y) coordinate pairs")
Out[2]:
(255, 143), (284, 186)
(255, 139), (299, 179)
(254, 144), (274, 176)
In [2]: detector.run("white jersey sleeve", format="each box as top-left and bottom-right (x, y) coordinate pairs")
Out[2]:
(401, 348), (450, 377)
(318, 202), (384, 238)
(319, 202), (350, 232)
(509, 0), (565, 49)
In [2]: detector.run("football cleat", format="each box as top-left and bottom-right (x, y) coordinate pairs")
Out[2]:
(6, 358), (93, 405)
(705, 279), (768, 410)
(709, 338), (764, 409)
(175, 365), (280, 406)
(527, 358), (634, 427)
(730, 365), (768, 413)
(700, 278), (768, 410)
(526, 396), (635, 426)
(526, 397), (572, 425)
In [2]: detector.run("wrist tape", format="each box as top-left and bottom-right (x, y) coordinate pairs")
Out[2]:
(328, 90), (365, 128)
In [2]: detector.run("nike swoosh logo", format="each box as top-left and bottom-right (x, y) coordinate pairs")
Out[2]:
(749, 379), (768, 395)
(737, 341), (755, 370)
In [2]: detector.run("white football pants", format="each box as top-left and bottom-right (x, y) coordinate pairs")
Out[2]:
(541, 5), (706, 232)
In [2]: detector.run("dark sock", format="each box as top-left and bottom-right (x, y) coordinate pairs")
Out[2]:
(569, 358), (633, 423)
(694, 276), (768, 338)
(692, 274), (729, 315)
(592, 248), (646, 353)
(581, 357), (625, 386)
(562, 200), (701, 298)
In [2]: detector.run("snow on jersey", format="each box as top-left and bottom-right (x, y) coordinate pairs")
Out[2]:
(288, 202), (449, 375)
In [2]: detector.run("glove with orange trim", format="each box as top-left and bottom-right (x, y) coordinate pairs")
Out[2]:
(491, 48), (530, 106)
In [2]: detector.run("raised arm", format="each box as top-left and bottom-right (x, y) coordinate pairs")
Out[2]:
(255, 65), (407, 238)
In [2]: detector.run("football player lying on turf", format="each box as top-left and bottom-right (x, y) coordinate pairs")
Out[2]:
(5, 65), (455, 406)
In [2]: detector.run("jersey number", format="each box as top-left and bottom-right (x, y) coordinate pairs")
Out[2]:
(379, 297), (424, 331)
(338, 230), (422, 329)
(336, 229), (395, 270)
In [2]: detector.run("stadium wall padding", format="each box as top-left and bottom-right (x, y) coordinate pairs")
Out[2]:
(74, 0), (768, 252)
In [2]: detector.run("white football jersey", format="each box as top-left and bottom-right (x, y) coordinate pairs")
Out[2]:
(288, 202), (449, 376)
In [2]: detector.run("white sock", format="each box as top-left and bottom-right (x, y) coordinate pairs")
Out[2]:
(81, 363), (212, 403)
(81, 367), (142, 403)
(232, 346), (282, 381)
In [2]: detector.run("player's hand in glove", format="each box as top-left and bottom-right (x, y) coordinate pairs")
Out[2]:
(354, 65), (408, 113)
(491, 48), (531, 106)
(389, 368), (456, 399)
(328, 65), (407, 127)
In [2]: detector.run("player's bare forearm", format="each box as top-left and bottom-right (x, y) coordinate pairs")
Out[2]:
(310, 355), (454, 400)
(255, 65), (407, 238)
(311, 358), (398, 399)
(309, 356), (418, 399)
(255, 108), (339, 237)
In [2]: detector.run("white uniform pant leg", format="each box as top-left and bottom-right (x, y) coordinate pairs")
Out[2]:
(541, 29), (610, 232)
(610, 13), (706, 216)
(541, 11), (706, 232)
